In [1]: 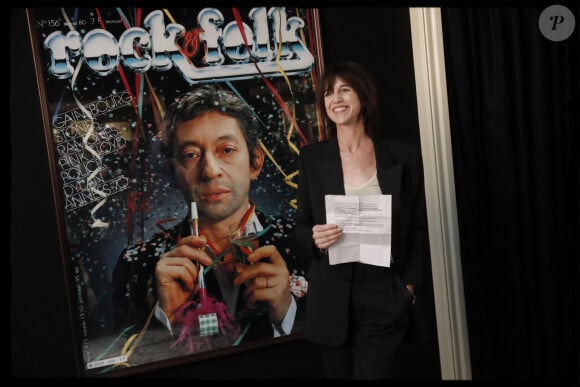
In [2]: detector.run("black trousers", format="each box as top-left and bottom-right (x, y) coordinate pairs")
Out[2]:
(320, 263), (411, 380)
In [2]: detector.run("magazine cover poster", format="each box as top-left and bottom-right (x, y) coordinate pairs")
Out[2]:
(27, 7), (324, 376)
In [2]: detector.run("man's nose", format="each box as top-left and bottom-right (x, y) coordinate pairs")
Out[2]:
(200, 152), (222, 179)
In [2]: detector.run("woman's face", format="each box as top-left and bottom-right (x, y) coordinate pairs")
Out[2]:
(323, 77), (362, 127)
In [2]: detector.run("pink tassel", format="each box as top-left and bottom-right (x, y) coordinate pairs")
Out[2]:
(171, 295), (240, 353)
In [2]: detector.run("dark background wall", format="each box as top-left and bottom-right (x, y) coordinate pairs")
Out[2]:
(11, 7), (438, 379)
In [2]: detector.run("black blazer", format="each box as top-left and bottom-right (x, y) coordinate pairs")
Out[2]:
(295, 137), (429, 345)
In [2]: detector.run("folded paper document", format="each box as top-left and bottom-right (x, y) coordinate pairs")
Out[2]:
(325, 194), (392, 267)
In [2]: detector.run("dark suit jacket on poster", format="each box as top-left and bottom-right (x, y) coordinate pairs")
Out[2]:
(295, 137), (429, 346)
(112, 209), (308, 358)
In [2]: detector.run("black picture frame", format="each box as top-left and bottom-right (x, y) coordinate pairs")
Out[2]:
(26, 6), (324, 377)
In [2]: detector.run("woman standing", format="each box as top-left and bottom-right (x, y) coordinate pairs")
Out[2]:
(295, 61), (429, 379)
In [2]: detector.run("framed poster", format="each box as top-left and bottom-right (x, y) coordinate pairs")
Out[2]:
(26, 6), (324, 377)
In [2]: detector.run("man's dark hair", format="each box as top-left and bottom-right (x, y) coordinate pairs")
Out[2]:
(315, 61), (380, 139)
(159, 84), (262, 169)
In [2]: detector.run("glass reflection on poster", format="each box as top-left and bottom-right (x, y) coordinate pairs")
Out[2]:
(26, 6), (324, 376)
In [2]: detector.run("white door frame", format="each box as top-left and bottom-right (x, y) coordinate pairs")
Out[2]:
(409, 7), (472, 380)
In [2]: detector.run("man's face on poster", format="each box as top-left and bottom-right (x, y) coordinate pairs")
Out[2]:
(172, 110), (263, 223)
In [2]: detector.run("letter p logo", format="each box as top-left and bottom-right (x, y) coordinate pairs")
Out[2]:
(550, 15), (565, 30)
(539, 5), (575, 41)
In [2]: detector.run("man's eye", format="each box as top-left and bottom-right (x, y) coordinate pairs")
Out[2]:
(182, 152), (198, 161)
(223, 146), (236, 155)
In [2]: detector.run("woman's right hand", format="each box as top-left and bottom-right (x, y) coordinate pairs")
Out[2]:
(312, 224), (343, 250)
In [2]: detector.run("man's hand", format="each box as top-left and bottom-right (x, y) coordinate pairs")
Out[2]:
(233, 244), (292, 324)
(155, 235), (213, 323)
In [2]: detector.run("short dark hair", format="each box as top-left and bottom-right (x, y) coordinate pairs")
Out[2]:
(159, 84), (261, 169)
(315, 61), (379, 138)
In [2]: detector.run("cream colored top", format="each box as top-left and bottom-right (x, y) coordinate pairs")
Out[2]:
(344, 170), (381, 195)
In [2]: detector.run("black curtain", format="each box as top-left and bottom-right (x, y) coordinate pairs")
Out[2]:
(441, 6), (578, 380)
